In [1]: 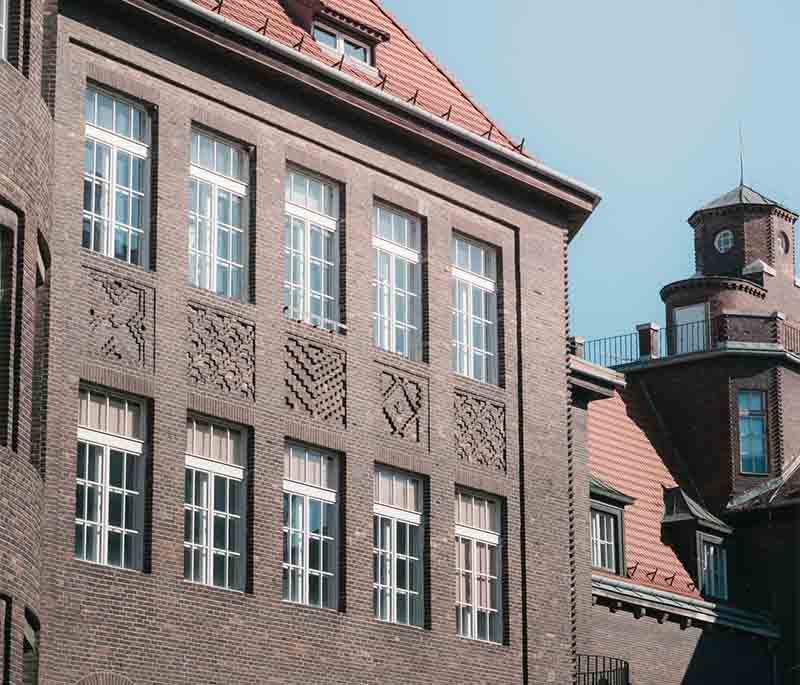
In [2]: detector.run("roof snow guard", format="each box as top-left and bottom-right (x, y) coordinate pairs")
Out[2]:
(145, 0), (600, 232)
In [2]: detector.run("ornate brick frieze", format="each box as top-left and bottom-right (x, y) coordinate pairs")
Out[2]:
(285, 336), (346, 427)
(85, 267), (154, 371)
(187, 304), (255, 401)
(454, 390), (507, 472)
(380, 367), (427, 444)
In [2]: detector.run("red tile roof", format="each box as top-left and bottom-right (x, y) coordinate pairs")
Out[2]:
(190, 0), (524, 154)
(588, 387), (703, 599)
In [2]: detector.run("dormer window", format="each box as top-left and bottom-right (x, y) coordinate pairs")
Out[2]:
(699, 534), (728, 600)
(589, 476), (634, 576)
(313, 22), (372, 65)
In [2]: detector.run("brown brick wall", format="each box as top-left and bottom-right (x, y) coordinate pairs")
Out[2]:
(587, 603), (773, 685)
(18, 1), (579, 683)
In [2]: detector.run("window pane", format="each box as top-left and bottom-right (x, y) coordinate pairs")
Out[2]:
(313, 25), (337, 49)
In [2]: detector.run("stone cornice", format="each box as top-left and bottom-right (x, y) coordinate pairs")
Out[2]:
(660, 276), (766, 302)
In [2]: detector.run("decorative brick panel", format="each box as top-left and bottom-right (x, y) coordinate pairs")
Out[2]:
(187, 304), (255, 401)
(74, 675), (136, 685)
(454, 390), (507, 472)
(380, 367), (426, 444)
(85, 267), (154, 371)
(285, 336), (346, 427)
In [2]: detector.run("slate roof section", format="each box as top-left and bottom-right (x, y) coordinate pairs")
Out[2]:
(692, 183), (796, 219)
(588, 386), (703, 599)
(190, 0), (522, 154)
(662, 487), (733, 534)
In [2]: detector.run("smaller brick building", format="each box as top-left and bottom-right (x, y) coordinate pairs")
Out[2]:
(574, 183), (800, 684)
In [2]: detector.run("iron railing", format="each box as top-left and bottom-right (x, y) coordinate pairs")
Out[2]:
(582, 314), (800, 369)
(577, 654), (630, 685)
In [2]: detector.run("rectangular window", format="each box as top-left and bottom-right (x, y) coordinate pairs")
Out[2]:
(590, 508), (618, 572)
(282, 443), (338, 608)
(284, 169), (340, 331)
(83, 87), (150, 266)
(75, 389), (145, 570)
(183, 418), (246, 591)
(738, 390), (767, 474)
(312, 22), (372, 64)
(372, 205), (422, 360)
(373, 466), (423, 626)
(455, 489), (502, 643)
(189, 130), (248, 300)
(0, 0), (7, 62)
(451, 234), (498, 384)
(700, 538), (728, 600)
(672, 303), (708, 355)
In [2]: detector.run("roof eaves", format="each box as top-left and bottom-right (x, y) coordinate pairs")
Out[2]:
(156, 0), (602, 214)
(592, 574), (780, 639)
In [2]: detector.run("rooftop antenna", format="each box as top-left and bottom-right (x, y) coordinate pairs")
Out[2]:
(738, 122), (745, 188)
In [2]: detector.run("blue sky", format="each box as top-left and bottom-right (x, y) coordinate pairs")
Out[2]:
(381, 0), (800, 340)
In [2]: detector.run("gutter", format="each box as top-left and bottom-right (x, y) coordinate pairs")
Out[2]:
(158, 0), (601, 210)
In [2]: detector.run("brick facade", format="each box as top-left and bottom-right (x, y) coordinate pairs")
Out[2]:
(0, 0), (602, 683)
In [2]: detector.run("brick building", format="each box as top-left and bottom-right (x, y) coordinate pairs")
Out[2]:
(574, 184), (800, 683)
(0, 0), (609, 683)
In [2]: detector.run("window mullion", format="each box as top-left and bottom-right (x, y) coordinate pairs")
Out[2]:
(210, 183), (218, 293)
(304, 220), (312, 323)
(471, 538), (478, 639)
(101, 445), (110, 565)
(388, 254), (396, 353)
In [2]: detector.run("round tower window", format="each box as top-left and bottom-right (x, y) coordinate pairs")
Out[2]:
(779, 231), (790, 255)
(714, 229), (734, 254)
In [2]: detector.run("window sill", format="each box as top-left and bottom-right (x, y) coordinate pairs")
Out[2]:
(374, 618), (425, 633)
(282, 599), (340, 614)
(373, 347), (429, 375)
(187, 282), (254, 313)
(285, 316), (346, 342)
(456, 635), (506, 649)
(182, 579), (245, 596)
(453, 373), (506, 401)
(81, 248), (156, 284)
(73, 556), (143, 575)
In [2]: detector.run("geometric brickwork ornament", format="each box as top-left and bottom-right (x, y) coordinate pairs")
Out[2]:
(454, 390), (507, 472)
(86, 267), (153, 370)
(187, 304), (256, 401)
(381, 369), (424, 443)
(285, 336), (346, 427)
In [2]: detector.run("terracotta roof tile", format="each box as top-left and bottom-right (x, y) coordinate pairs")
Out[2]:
(190, 0), (525, 155)
(588, 388), (703, 599)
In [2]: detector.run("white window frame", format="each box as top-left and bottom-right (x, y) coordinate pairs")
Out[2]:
(188, 130), (249, 301)
(590, 507), (618, 573)
(183, 417), (246, 591)
(0, 0), (8, 62)
(451, 234), (498, 384)
(373, 466), (424, 627)
(699, 535), (728, 601)
(372, 204), (422, 360)
(75, 390), (146, 571)
(282, 443), (339, 609)
(738, 389), (768, 474)
(83, 87), (151, 267)
(455, 489), (502, 644)
(672, 302), (709, 355)
(312, 21), (372, 65)
(284, 169), (342, 332)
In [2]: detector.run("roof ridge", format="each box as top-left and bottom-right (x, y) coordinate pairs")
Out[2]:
(365, 0), (519, 151)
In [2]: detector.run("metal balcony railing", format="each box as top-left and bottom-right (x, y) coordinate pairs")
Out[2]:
(577, 654), (630, 685)
(580, 314), (800, 369)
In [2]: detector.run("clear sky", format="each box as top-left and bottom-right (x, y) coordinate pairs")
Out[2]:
(381, 0), (800, 340)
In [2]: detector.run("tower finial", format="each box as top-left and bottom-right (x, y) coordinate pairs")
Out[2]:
(738, 122), (744, 188)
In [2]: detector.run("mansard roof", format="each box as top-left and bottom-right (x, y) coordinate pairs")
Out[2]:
(588, 385), (704, 599)
(190, 0), (522, 154)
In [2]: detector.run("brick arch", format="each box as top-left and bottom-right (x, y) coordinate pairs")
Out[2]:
(74, 674), (136, 685)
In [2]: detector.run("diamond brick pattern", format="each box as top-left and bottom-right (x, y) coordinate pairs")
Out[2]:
(187, 304), (255, 401)
(381, 368), (424, 443)
(85, 268), (153, 370)
(285, 336), (346, 427)
(454, 390), (506, 472)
